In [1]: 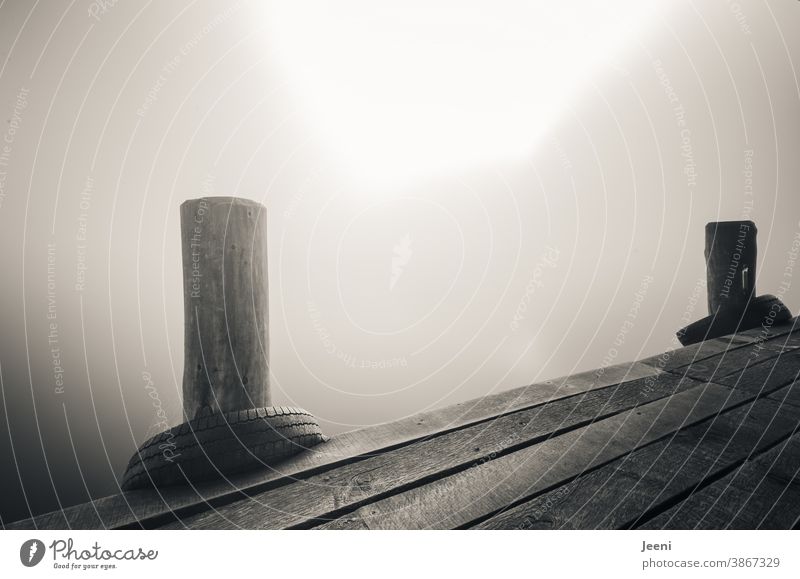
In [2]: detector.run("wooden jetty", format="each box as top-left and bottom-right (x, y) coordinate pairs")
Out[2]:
(7, 316), (800, 530)
(6, 207), (799, 530)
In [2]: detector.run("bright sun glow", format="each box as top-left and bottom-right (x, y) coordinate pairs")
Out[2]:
(266, 1), (660, 184)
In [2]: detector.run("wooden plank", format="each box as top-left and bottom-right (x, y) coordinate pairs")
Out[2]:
(764, 331), (800, 351)
(639, 319), (798, 373)
(716, 349), (800, 395)
(668, 338), (800, 383)
(645, 481), (800, 530)
(6, 360), (659, 530)
(640, 432), (800, 530)
(11, 320), (796, 530)
(318, 382), (749, 530)
(643, 383), (800, 530)
(640, 336), (752, 372)
(732, 317), (798, 342)
(164, 372), (704, 529)
(473, 385), (800, 529)
(767, 379), (800, 409)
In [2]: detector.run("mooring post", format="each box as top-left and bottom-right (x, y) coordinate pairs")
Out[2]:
(705, 220), (757, 315)
(180, 196), (270, 418)
(122, 195), (323, 490)
(677, 220), (791, 346)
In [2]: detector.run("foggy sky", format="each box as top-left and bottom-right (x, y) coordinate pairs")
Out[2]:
(1, 0), (799, 524)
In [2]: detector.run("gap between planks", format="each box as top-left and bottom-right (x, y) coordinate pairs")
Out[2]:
(9, 320), (798, 530)
(6, 359), (659, 530)
(166, 372), (707, 529)
(472, 354), (800, 529)
(319, 349), (800, 530)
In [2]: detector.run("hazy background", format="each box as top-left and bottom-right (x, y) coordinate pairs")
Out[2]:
(1, 0), (799, 524)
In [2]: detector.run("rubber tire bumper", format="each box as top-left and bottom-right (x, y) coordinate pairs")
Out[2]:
(677, 294), (792, 346)
(121, 407), (325, 490)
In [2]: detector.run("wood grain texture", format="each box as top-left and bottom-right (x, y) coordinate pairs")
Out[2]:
(167, 373), (703, 529)
(318, 383), (748, 529)
(639, 319), (798, 373)
(180, 197), (271, 417)
(767, 379), (800, 409)
(9, 319), (798, 530)
(5, 360), (658, 530)
(716, 348), (800, 395)
(672, 337), (800, 383)
(735, 319), (798, 341)
(473, 386), (799, 530)
(705, 221), (757, 314)
(639, 336), (752, 372)
(640, 431), (800, 530)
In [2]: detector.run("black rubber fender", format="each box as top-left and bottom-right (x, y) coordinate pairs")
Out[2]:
(677, 294), (792, 346)
(121, 407), (325, 490)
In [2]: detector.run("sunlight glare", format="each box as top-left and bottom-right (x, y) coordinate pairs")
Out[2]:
(265, 0), (660, 184)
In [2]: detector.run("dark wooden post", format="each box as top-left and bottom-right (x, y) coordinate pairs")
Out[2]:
(678, 219), (791, 346)
(705, 220), (757, 314)
(180, 197), (270, 419)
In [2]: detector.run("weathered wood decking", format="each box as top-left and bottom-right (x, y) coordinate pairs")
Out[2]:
(7, 319), (800, 530)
